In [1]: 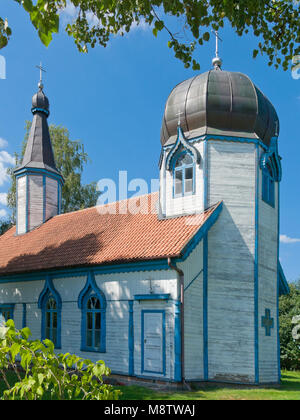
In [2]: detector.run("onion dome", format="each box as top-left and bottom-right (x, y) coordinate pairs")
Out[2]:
(161, 69), (279, 148)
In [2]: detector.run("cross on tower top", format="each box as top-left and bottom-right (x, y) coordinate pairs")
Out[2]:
(36, 62), (46, 90)
(211, 30), (223, 70)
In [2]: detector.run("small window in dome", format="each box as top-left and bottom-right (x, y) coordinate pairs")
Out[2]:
(173, 152), (195, 197)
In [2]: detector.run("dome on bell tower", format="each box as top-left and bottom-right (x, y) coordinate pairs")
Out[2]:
(160, 69), (279, 148)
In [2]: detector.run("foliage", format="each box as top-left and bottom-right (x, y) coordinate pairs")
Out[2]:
(7, 122), (99, 222)
(0, 220), (12, 236)
(1, 1), (299, 71)
(0, 319), (120, 400)
(279, 281), (300, 371)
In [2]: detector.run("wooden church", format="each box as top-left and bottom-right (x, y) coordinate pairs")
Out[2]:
(0, 53), (290, 385)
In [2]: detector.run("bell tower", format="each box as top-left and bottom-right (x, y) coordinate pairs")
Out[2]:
(14, 75), (63, 235)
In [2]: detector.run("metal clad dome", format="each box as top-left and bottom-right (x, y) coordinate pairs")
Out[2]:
(32, 89), (50, 112)
(161, 70), (279, 147)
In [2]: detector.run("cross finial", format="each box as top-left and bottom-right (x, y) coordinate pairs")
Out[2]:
(176, 109), (184, 127)
(211, 30), (223, 70)
(36, 62), (46, 90)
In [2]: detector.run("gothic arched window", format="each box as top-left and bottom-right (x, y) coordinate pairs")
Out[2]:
(173, 152), (195, 197)
(78, 272), (106, 353)
(38, 277), (62, 349)
(262, 161), (275, 207)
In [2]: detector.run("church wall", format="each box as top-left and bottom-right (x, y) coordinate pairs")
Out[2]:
(258, 164), (279, 383)
(206, 140), (256, 383)
(0, 269), (178, 380)
(28, 175), (44, 231)
(16, 176), (27, 235)
(45, 177), (58, 221)
(160, 141), (205, 217)
(177, 239), (204, 381)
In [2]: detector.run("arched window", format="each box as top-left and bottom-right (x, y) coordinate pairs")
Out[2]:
(262, 161), (275, 207)
(45, 295), (58, 346)
(38, 277), (62, 349)
(78, 272), (106, 353)
(173, 152), (195, 197)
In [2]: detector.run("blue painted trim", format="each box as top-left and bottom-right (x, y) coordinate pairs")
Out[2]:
(163, 134), (269, 153)
(22, 303), (27, 328)
(0, 259), (171, 284)
(179, 201), (223, 262)
(203, 234), (208, 381)
(15, 167), (64, 185)
(254, 144), (259, 384)
(38, 276), (62, 349)
(165, 126), (201, 171)
(31, 107), (50, 117)
(134, 294), (170, 301)
(278, 262), (290, 296)
(277, 183), (282, 382)
(141, 310), (166, 376)
(128, 300), (134, 376)
(174, 300), (181, 382)
(203, 139), (208, 209)
(78, 271), (106, 353)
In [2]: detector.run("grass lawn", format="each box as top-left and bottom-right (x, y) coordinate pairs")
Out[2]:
(1, 370), (300, 400)
(117, 371), (300, 400)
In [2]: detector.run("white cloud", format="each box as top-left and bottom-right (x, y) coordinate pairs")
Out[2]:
(61, 1), (150, 32)
(280, 234), (300, 244)
(0, 150), (15, 166)
(0, 138), (8, 148)
(0, 193), (7, 206)
(0, 209), (8, 219)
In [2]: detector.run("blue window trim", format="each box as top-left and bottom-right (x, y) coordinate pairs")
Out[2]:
(78, 271), (106, 353)
(38, 276), (62, 349)
(141, 310), (166, 376)
(262, 164), (275, 208)
(0, 304), (15, 322)
(134, 294), (170, 301)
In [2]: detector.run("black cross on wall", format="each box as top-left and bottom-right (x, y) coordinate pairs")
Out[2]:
(261, 309), (274, 337)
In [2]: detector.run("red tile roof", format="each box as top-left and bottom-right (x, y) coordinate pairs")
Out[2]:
(0, 193), (221, 276)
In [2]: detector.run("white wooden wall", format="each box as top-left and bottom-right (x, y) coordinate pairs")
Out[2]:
(28, 175), (43, 231)
(0, 269), (178, 380)
(207, 140), (256, 383)
(258, 163), (279, 383)
(178, 240), (204, 380)
(17, 176), (27, 235)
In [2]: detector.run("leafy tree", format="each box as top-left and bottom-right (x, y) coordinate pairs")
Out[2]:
(1, 1), (300, 71)
(0, 220), (13, 236)
(0, 320), (120, 400)
(7, 122), (99, 223)
(279, 280), (300, 371)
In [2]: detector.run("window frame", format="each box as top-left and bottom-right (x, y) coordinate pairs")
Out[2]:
(38, 277), (62, 349)
(0, 304), (15, 324)
(78, 272), (106, 353)
(172, 151), (195, 198)
(262, 161), (275, 208)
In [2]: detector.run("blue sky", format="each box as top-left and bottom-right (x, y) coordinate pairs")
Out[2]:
(0, 1), (300, 282)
